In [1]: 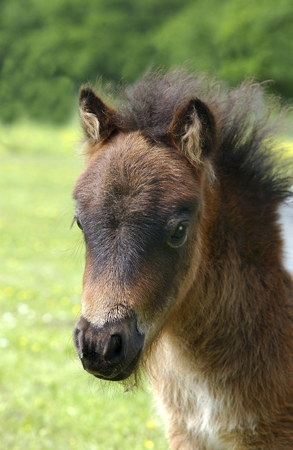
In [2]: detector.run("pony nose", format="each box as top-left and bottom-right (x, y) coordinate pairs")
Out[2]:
(103, 334), (123, 363)
(73, 315), (144, 381)
(74, 320), (123, 364)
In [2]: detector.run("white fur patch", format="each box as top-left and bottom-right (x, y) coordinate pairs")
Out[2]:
(278, 196), (293, 277)
(151, 338), (254, 450)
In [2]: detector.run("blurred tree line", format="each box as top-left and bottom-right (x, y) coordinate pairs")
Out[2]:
(0, 0), (292, 123)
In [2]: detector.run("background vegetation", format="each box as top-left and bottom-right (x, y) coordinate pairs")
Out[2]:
(0, 0), (293, 122)
(1, 1), (293, 449)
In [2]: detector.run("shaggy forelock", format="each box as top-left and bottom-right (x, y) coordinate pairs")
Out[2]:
(116, 69), (211, 136)
(111, 69), (291, 201)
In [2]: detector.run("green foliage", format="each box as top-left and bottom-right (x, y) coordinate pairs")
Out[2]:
(0, 124), (168, 449)
(152, 0), (293, 96)
(0, 0), (186, 122)
(0, 0), (292, 123)
(151, 0), (223, 73)
(217, 0), (293, 98)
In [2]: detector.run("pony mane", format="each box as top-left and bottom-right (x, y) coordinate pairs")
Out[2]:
(112, 69), (292, 203)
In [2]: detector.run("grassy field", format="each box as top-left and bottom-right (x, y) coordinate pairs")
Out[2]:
(1, 120), (293, 450)
(0, 121), (168, 450)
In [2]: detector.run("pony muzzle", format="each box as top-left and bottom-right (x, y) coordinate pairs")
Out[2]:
(73, 315), (145, 381)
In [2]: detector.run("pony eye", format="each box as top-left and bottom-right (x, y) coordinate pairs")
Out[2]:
(74, 214), (83, 231)
(167, 221), (190, 248)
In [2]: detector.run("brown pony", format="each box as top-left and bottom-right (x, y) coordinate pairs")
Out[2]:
(72, 70), (293, 449)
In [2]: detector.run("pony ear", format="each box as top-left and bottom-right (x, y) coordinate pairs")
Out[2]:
(79, 87), (117, 143)
(167, 98), (217, 164)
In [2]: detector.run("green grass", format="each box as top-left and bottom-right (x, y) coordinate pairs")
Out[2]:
(1, 120), (292, 450)
(0, 121), (168, 450)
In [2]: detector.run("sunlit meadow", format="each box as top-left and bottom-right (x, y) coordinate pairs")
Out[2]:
(1, 119), (292, 450)
(0, 121), (168, 450)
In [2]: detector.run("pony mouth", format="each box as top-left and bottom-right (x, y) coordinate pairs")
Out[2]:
(93, 348), (142, 381)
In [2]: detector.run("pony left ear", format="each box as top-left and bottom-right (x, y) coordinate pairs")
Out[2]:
(79, 87), (117, 143)
(167, 98), (217, 164)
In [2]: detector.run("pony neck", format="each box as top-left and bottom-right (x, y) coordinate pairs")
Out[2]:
(170, 180), (293, 375)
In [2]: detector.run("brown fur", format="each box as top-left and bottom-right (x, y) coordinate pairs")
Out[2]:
(72, 70), (293, 449)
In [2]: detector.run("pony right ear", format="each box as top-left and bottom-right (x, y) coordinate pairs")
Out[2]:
(167, 98), (217, 165)
(79, 87), (117, 143)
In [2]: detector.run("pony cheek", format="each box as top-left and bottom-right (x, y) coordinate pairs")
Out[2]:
(134, 255), (195, 341)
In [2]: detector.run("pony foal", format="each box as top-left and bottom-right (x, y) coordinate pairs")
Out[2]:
(72, 71), (293, 449)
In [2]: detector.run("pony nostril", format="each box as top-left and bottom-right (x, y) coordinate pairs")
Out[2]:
(103, 334), (123, 363)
